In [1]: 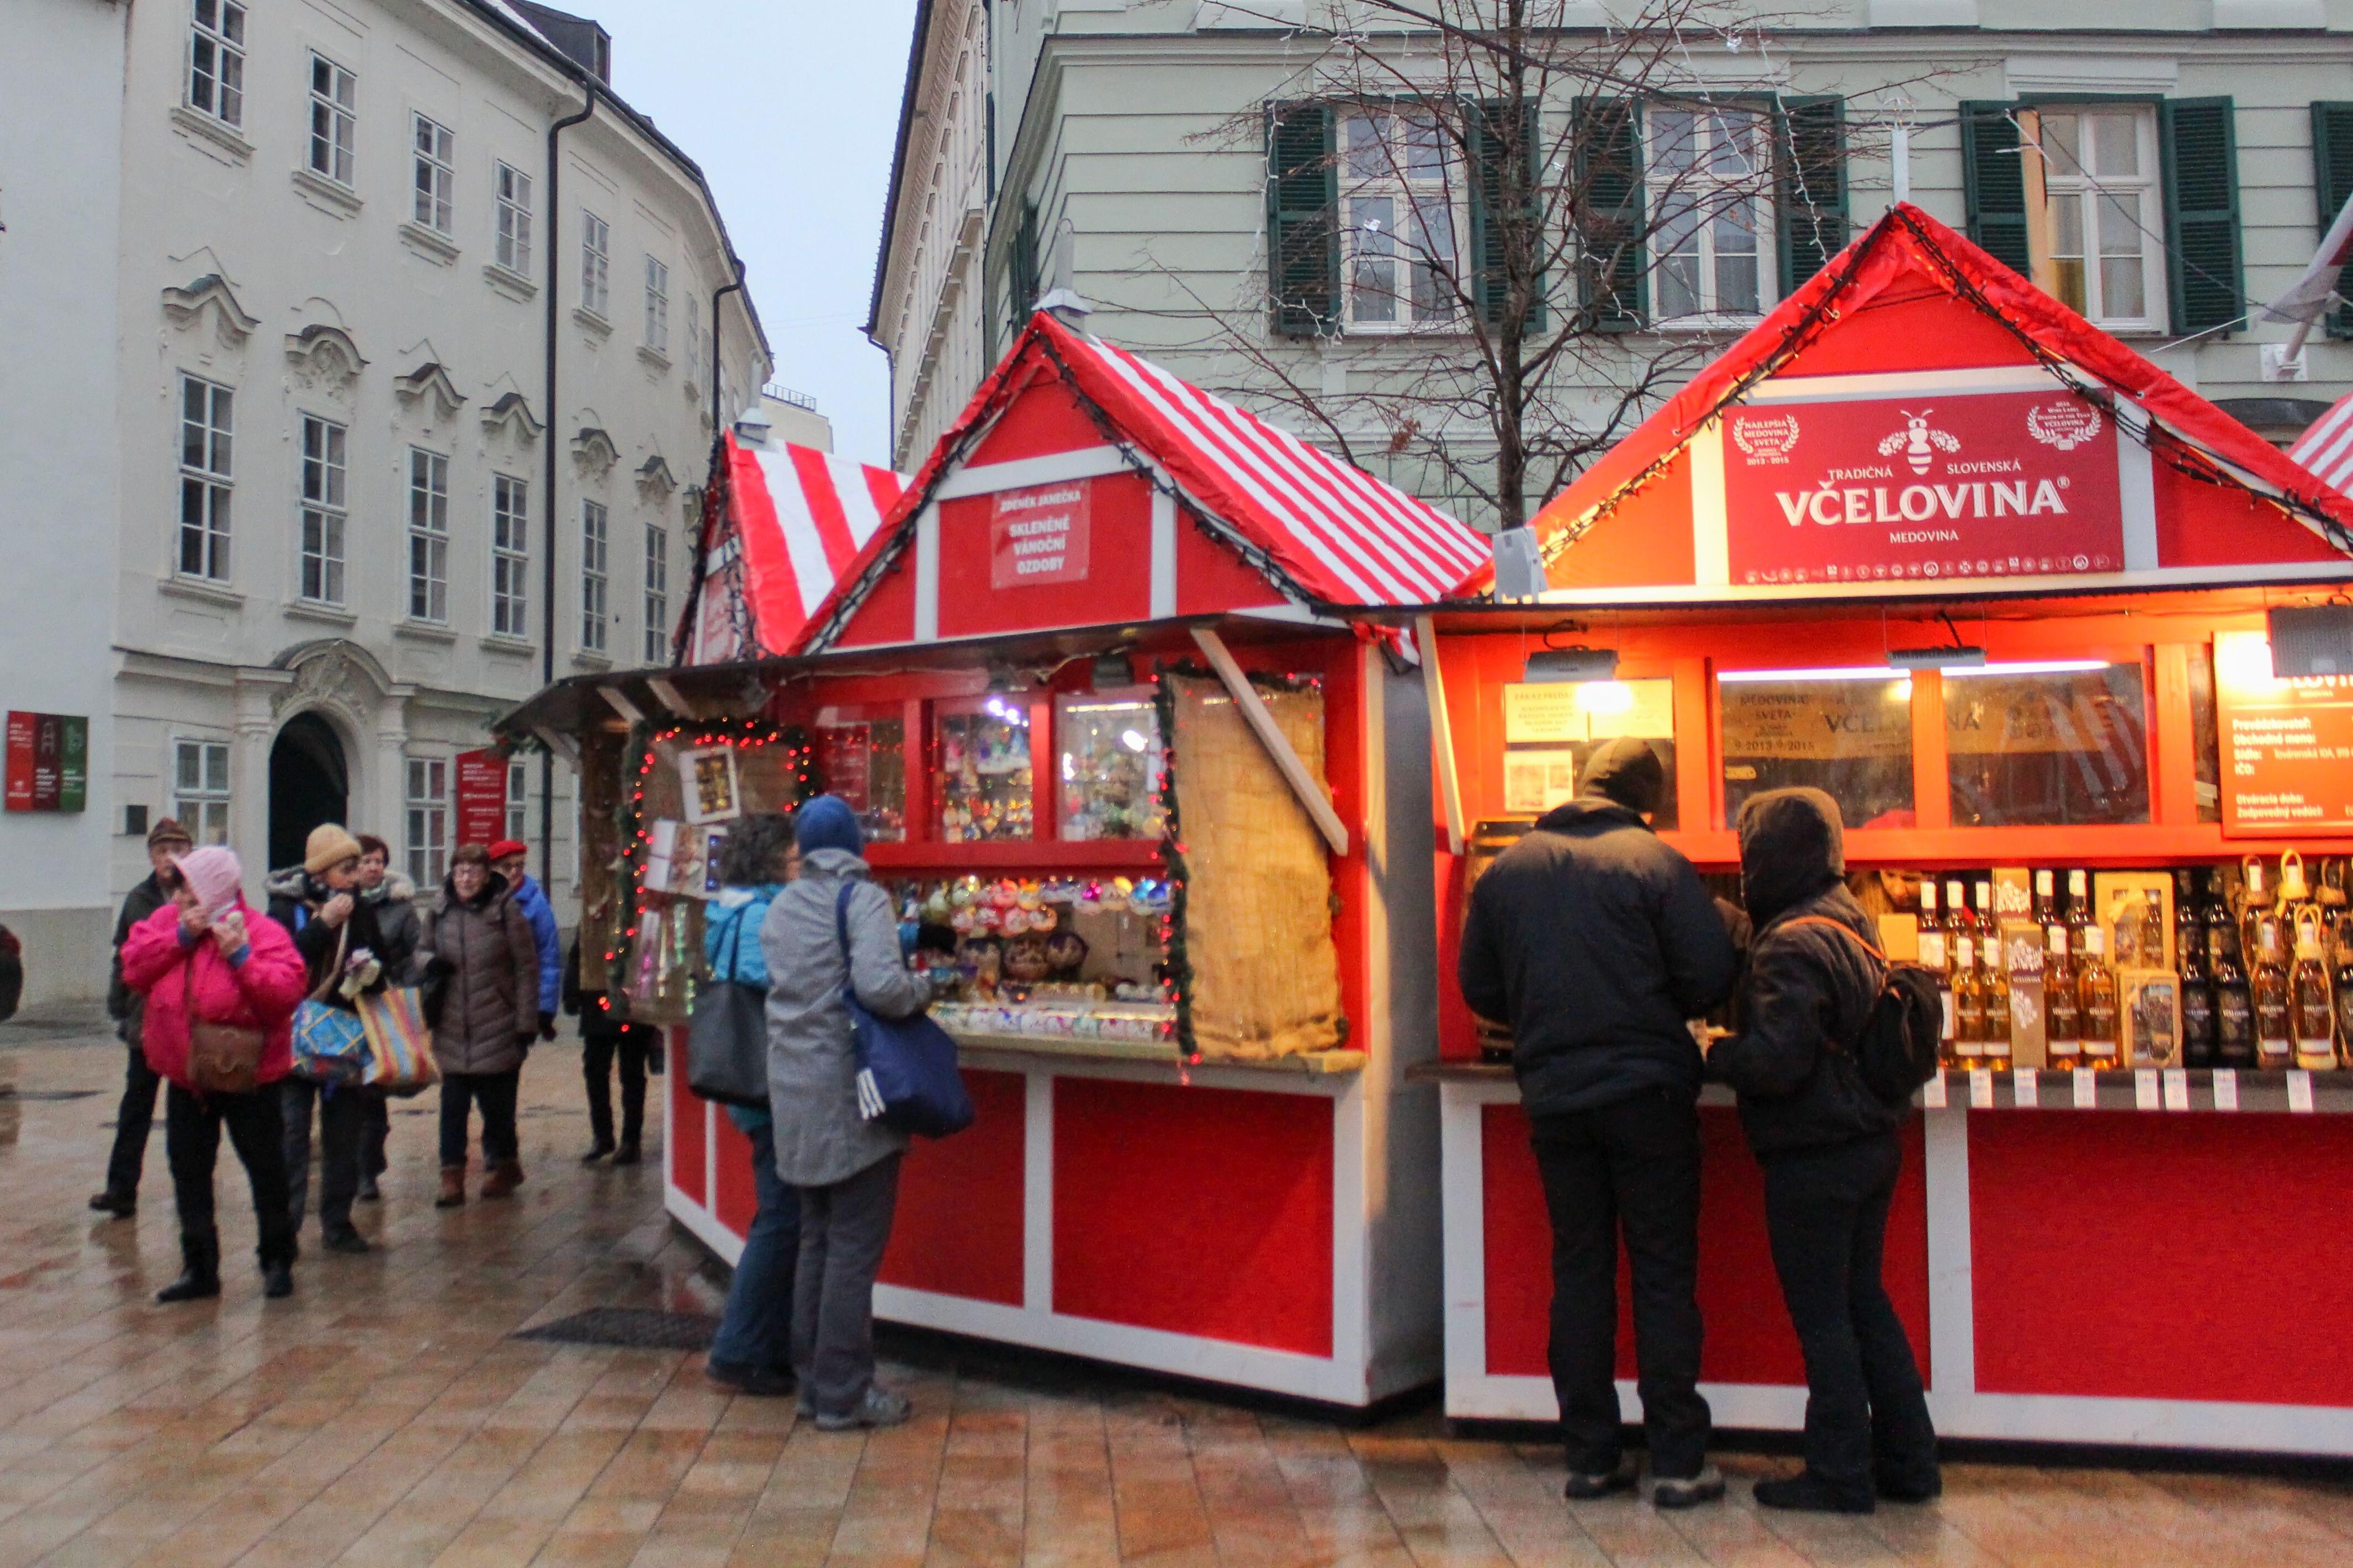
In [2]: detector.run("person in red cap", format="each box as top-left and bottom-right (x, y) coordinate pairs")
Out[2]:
(488, 840), (559, 1042)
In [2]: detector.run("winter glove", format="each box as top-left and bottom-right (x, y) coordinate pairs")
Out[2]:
(426, 954), (457, 979)
(538, 1010), (557, 1041)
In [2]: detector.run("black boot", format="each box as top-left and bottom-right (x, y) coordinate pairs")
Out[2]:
(156, 1230), (221, 1304)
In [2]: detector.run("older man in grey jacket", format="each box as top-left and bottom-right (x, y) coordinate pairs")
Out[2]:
(761, 795), (930, 1431)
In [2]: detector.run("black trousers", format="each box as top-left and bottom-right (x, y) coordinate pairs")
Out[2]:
(362, 1089), (389, 1178)
(439, 1069), (520, 1167)
(166, 1082), (295, 1268)
(103, 1045), (162, 1198)
(280, 1077), (365, 1234)
(1529, 1087), (1710, 1480)
(582, 1027), (652, 1147)
(1761, 1132), (1938, 1498)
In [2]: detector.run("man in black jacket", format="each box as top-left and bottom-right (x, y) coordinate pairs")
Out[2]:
(89, 817), (192, 1218)
(1459, 738), (1739, 1507)
(1708, 789), (1937, 1514)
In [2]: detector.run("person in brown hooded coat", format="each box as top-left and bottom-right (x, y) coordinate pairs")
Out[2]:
(416, 843), (537, 1206)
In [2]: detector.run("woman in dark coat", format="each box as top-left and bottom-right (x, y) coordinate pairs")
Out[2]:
(417, 843), (538, 1206)
(1708, 788), (1938, 1513)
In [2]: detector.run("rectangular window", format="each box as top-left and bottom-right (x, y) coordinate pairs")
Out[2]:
(1946, 661), (2150, 827)
(644, 255), (670, 352)
(411, 113), (454, 233)
(307, 54), (356, 185)
(1719, 667), (1916, 831)
(1057, 692), (1167, 841)
(936, 701), (1033, 842)
(1650, 104), (1772, 322)
(506, 760), (529, 843)
(643, 522), (669, 663)
(173, 740), (231, 847)
(2026, 106), (2164, 331)
(406, 447), (449, 621)
(491, 474), (529, 637)
(1340, 108), (1461, 328)
(177, 374), (233, 581)
(495, 162), (533, 273)
(817, 708), (908, 842)
(580, 210), (610, 317)
(1499, 678), (1680, 830)
(297, 414), (347, 604)
(580, 499), (608, 652)
(405, 757), (448, 886)
(189, 0), (245, 127)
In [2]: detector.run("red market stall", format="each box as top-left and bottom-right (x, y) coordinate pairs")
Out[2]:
(1410, 204), (2353, 1454)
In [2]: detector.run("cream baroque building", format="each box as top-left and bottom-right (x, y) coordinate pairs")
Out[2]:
(1, 0), (770, 1006)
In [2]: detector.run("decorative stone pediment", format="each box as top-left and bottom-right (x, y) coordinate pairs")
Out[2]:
(269, 639), (391, 721)
(481, 390), (543, 444)
(162, 273), (259, 347)
(395, 361), (467, 422)
(571, 426), (620, 477)
(285, 323), (365, 392)
(635, 454), (678, 498)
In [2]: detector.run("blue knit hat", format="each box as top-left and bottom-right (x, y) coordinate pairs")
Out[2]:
(793, 794), (864, 858)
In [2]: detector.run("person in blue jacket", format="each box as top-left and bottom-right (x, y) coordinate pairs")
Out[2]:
(700, 812), (802, 1397)
(488, 840), (560, 1042)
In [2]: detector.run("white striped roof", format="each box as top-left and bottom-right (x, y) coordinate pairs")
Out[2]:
(2291, 390), (2353, 498)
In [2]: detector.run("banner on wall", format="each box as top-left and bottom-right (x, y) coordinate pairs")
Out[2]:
(990, 478), (1093, 589)
(4, 712), (87, 814)
(2214, 630), (2353, 836)
(454, 750), (508, 846)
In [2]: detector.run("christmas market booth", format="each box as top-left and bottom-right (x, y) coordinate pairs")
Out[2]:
(1406, 203), (2353, 1455)
(506, 312), (1492, 1405)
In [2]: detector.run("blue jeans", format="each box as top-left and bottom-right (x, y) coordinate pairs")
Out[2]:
(710, 1106), (800, 1376)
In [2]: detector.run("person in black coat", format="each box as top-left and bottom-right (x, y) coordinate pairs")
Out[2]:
(1708, 788), (1938, 1514)
(1458, 737), (1740, 1508)
(563, 936), (655, 1163)
(89, 817), (193, 1217)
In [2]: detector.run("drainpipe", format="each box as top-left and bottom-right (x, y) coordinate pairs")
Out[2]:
(542, 88), (596, 893)
(712, 273), (744, 431)
(671, 271), (746, 662)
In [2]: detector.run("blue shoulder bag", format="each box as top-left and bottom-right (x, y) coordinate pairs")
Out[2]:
(834, 883), (973, 1138)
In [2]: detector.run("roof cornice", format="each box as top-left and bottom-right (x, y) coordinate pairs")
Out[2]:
(867, 0), (939, 341)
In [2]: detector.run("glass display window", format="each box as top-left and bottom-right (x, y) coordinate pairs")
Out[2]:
(1719, 667), (1916, 831)
(2188, 644), (2221, 824)
(1945, 660), (2149, 827)
(1498, 677), (1679, 828)
(815, 706), (907, 842)
(1057, 690), (1165, 841)
(936, 698), (1035, 842)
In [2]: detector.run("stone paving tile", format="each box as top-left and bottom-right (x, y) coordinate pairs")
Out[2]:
(0, 1035), (2350, 1565)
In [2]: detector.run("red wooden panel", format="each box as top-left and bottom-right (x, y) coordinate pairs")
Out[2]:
(966, 374), (1109, 464)
(879, 1069), (1027, 1305)
(1970, 1112), (2353, 1406)
(712, 1107), (757, 1235)
(669, 1069), (708, 1208)
(834, 552), (916, 647)
(1481, 1104), (1931, 1387)
(2153, 461), (2342, 568)
(1174, 520), (1287, 614)
(935, 474), (1155, 639)
(1053, 1078), (1334, 1356)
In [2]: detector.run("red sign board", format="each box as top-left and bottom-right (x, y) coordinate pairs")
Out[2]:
(2215, 630), (2353, 837)
(4, 711), (87, 814)
(1721, 389), (2124, 587)
(989, 479), (1092, 589)
(454, 749), (508, 846)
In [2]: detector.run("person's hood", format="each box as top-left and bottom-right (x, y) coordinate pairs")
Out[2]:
(1577, 736), (1665, 815)
(715, 883), (785, 908)
(362, 871), (417, 903)
(1737, 787), (1846, 928)
(439, 869), (512, 911)
(794, 847), (870, 881)
(264, 865), (318, 905)
(1534, 798), (1648, 834)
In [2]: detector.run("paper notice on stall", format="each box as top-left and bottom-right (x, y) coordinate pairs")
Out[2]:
(2289, 1070), (2317, 1113)
(676, 746), (741, 825)
(1503, 749), (1582, 815)
(1921, 1072), (1947, 1108)
(2163, 1067), (2191, 1110)
(2213, 1069), (2239, 1112)
(1969, 1068), (1994, 1108)
(2073, 1067), (2097, 1109)
(2012, 1069), (2038, 1108)
(2135, 1069), (2160, 1110)
(642, 821), (719, 899)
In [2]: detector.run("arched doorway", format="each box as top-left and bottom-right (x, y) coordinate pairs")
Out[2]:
(269, 711), (348, 874)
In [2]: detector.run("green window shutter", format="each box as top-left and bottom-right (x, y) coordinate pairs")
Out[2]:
(2311, 103), (2353, 339)
(2161, 96), (2243, 336)
(1571, 97), (1642, 331)
(1266, 103), (1337, 337)
(1776, 95), (1848, 296)
(1959, 100), (2031, 279)
(1009, 203), (1040, 334)
(1471, 101), (1548, 334)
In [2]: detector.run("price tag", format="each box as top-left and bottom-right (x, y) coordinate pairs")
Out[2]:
(1922, 1072), (1948, 1109)
(2012, 1069), (2038, 1108)
(2213, 1069), (2239, 1112)
(2135, 1069), (2160, 1110)
(2289, 1069), (2317, 1114)
(2073, 1067), (2097, 1109)
(1969, 1068), (1994, 1108)
(2163, 1068), (2191, 1111)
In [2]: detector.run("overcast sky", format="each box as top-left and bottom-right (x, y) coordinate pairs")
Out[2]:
(587, 0), (919, 466)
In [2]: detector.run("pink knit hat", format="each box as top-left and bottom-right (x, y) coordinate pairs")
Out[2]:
(172, 846), (245, 918)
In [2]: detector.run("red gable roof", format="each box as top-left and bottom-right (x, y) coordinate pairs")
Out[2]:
(1501, 204), (2353, 598)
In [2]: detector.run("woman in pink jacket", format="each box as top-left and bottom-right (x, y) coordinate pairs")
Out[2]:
(120, 846), (307, 1303)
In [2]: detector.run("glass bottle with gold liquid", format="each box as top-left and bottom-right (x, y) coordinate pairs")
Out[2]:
(2212, 917), (2257, 1068)
(1952, 936), (1988, 1060)
(2292, 908), (2336, 1071)
(2044, 923), (2082, 1069)
(2253, 918), (2296, 1070)
(2076, 926), (2121, 1069)
(1981, 933), (2014, 1069)
(1917, 879), (1952, 1062)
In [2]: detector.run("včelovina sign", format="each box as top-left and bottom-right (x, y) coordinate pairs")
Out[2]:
(1721, 387), (2124, 587)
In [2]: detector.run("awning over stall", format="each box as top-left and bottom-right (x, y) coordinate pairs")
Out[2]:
(687, 432), (909, 662)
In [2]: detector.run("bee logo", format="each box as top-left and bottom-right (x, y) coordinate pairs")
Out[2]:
(1875, 410), (1963, 476)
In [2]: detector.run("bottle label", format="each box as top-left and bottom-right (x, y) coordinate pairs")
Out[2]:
(2083, 1037), (2118, 1059)
(2086, 1001), (2118, 1038)
(1919, 932), (1946, 969)
(2218, 993), (2254, 1044)
(1939, 991), (1954, 1041)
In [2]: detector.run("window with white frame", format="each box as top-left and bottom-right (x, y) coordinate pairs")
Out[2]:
(2028, 106), (2165, 331)
(1340, 108), (1463, 329)
(405, 757), (448, 885)
(177, 374), (233, 581)
(491, 474), (529, 637)
(188, 0), (245, 128)
(506, 760), (529, 842)
(643, 522), (670, 663)
(1649, 104), (1773, 322)
(174, 740), (231, 847)
(411, 113), (454, 233)
(298, 414), (347, 604)
(406, 447), (449, 621)
(494, 162), (532, 273)
(580, 499), (609, 652)
(644, 256), (670, 353)
(306, 54), (356, 185)
(580, 210), (610, 317)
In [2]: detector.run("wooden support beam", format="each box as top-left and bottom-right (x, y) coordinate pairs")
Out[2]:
(531, 725), (579, 766)
(1190, 626), (1350, 858)
(1415, 615), (1467, 857)
(644, 677), (696, 719)
(600, 685), (647, 726)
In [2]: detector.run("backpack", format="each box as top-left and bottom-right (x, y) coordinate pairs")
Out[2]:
(1780, 916), (1942, 1105)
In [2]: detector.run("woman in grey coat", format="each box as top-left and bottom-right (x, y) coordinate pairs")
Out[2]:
(417, 843), (538, 1208)
(760, 795), (930, 1430)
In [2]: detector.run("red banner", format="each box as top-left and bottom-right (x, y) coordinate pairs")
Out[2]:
(989, 479), (1092, 589)
(454, 749), (508, 847)
(2, 713), (34, 814)
(1722, 389), (2124, 587)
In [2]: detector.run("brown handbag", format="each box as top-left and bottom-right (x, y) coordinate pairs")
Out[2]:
(178, 952), (265, 1094)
